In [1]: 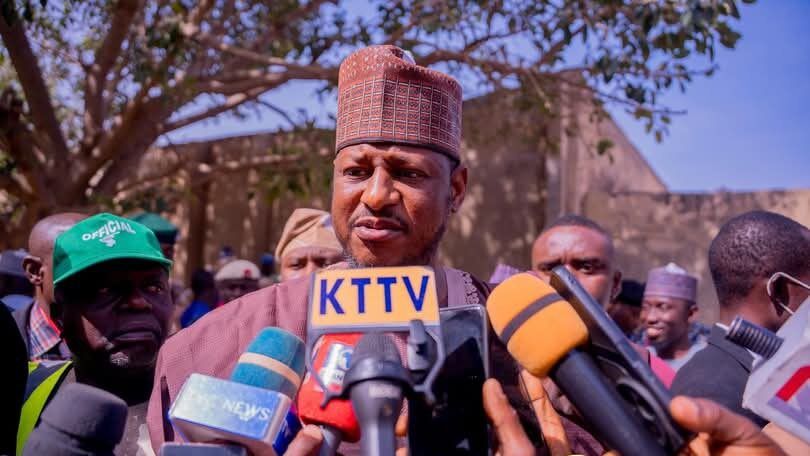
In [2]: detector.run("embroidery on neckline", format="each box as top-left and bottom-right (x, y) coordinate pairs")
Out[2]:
(461, 271), (481, 305)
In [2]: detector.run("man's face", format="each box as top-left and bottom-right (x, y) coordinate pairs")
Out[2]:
(531, 226), (620, 307)
(331, 143), (466, 267)
(57, 260), (171, 372)
(217, 278), (259, 303)
(280, 246), (343, 282)
(641, 296), (694, 352)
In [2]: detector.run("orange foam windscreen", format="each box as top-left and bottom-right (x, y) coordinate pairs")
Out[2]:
(486, 273), (589, 377)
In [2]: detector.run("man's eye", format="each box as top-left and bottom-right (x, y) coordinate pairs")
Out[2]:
(97, 286), (115, 296)
(344, 168), (369, 178)
(145, 283), (165, 294)
(395, 169), (425, 179)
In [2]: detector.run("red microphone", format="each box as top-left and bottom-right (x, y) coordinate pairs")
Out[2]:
(297, 333), (361, 455)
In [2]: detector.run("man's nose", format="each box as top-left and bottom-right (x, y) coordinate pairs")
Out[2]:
(123, 290), (152, 311)
(360, 168), (400, 211)
(303, 261), (319, 277)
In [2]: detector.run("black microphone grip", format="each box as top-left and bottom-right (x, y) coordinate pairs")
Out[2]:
(318, 425), (342, 456)
(551, 350), (667, 456)
(351, 381), (401, 456)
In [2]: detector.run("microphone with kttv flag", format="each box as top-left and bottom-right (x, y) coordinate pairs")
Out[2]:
(166, 327), (305, 455)
(296, 333), (361, 456)
(305, 266), (446, 404)
(487, 272), (672, 456)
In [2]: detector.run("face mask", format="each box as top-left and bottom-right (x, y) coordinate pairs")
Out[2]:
(767, 272), (810, 317)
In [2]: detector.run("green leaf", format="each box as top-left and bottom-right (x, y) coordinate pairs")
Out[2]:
(596, 138), (614, 155)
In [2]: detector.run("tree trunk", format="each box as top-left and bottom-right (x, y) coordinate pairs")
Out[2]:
(184, 144), (215, 282)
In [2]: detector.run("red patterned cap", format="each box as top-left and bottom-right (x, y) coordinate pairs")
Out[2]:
(335, 45), (463, 160)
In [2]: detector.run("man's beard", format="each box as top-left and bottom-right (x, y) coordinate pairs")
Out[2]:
(343, 218), (447, 268)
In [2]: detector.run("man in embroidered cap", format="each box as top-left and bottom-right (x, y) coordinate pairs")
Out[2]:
(641, 262), (706, 371)
(148, 45), (577, 454)
(275, 208), (343, 282)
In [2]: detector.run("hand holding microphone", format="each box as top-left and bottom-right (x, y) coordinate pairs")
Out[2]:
(670, 396), (786, 456)
(486, 273), (666, 456)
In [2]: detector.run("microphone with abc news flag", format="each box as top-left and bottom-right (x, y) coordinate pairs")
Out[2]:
(165, 327), (305, 455)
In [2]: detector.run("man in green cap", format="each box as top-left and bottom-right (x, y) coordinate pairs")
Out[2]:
(129, 212), (179, 260)
(129, 211), (189, 333)
(17, 213), (173, 455)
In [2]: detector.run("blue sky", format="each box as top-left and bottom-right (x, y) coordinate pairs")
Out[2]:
(170, 1), (809, 193)
(611, 0), (810, 192)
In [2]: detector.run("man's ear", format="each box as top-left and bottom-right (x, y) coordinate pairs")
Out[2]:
(687, 303), (699, 322)
(50, 289), (65, 326)
(449, 164), (467, 213)
(22, 255), (43, 286)
(610, 270), (623, 302)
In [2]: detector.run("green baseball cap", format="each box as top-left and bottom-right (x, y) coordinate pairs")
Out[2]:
(129, 212), (178, 244)
(53, 213), (173, 286)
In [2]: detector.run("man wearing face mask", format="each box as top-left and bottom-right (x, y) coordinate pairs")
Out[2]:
(276, 208), (343, 282)
(672, 210), (810, 427)
(16, 213), (173, 455)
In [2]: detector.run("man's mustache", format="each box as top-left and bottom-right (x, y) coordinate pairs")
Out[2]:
(348, 208), (409, 233)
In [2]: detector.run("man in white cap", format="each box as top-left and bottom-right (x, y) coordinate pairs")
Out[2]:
(641, 262), (706, 371)
(214, 259), (261, 304)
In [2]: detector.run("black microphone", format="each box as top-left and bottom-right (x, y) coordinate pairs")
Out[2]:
(342, 333), (411, 456)
(23, 383), (128, 456)
(408, 306), (491, 455)
(487, 273), (671, 456)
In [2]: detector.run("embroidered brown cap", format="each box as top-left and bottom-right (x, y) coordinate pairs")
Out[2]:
(335, 45), (463, 160)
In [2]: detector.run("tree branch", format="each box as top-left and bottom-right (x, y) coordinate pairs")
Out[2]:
(186, 30), (339, 81)
(0, 90), (55, 207)
(538, 25), (585, 67)
(112, 151), (184, 195)
(161, 86), (270, 134)
(196, 72), (290, 96)
(83, 0), (143, 153)
(0, 12), (70, 172)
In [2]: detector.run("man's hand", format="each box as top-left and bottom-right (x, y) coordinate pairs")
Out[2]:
(483, 378), (537, 456)
(519, 370), (572, 456)
(282, 424), (323, 456)
(670, 396), (786, 456)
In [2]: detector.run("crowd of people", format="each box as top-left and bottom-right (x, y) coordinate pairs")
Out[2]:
(2, 44), (809, 456)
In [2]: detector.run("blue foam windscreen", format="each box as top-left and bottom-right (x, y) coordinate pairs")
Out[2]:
(230, 327), (306, 399)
